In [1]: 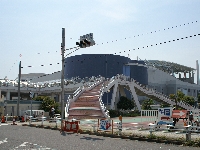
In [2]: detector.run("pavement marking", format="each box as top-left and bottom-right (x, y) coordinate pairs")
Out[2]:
(0, 138), (8, 145)
(0, 123), (9, 126)
(13, 142), (55, 150)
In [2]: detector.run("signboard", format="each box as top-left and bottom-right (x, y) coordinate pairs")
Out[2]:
(29, 92), (34, 99)
(172, 110), (187, 118)
(99, 119), (111, 130)
(64, 121), (79, 133)
(157, 107), (173, 125)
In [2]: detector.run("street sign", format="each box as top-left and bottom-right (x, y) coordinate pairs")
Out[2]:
(172, 110), (187, 118)
(29, 92), (34, 99)
(157, 107), (173, 125)
(99, 119), (111, 130)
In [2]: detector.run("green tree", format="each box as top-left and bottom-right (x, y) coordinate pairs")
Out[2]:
(35, 96), (60, 114)
(117, 96), (135, 110)
(169, 91), (185, 109)
(33, 96), (46, 101)
(169, 91), (195, 109)
(198, 94), (200, 103)
(182, 95), (195, 106)
(142, 99), (154, 110)
(160, 103), (171, 108)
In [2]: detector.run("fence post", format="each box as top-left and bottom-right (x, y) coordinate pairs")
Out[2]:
(111, 120), (113, 134)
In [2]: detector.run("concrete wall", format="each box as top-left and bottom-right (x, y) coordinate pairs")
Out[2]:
(148, 67), (200, 97)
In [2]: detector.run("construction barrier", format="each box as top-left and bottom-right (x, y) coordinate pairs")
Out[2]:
(63, 121), (79, 133)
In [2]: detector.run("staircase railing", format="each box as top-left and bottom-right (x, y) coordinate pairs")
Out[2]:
(99, 83), (110, 119)
(131, 77), (194, 110)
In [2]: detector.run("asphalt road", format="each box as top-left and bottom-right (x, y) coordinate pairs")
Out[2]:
(0, 125), (199, 150)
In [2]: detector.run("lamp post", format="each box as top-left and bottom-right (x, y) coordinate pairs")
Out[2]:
(61, 28), (65, 131)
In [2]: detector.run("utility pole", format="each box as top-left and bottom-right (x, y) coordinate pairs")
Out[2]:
(17, 61), (21, 118)
(61, 28), (65, 130)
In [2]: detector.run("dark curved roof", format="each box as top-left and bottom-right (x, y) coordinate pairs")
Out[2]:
(144, 60), (195, 73)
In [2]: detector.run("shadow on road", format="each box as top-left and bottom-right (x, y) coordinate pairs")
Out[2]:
(80, 136), (105, 141)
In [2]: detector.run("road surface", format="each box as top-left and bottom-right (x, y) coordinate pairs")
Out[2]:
(0, 125), (199, 150)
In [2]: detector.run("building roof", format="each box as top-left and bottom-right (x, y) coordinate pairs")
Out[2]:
(144, 60), (196, 73)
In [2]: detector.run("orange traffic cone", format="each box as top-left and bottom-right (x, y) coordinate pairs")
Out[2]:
(1, 116), (5, 123)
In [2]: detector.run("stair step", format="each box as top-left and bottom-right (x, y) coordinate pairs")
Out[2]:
(70, 102), (100, 108)
(68, 116), (105, 120)
(68, 110), (104, 116)
(69, 107), (101, 110)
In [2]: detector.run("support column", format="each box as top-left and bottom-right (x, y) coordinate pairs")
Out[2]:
(129, 83), (141, 111)
(51, 93), (55, 100)
(111, 83), (118, 110)
(34, 93), (38, 98)
(59, 94), (61, 102)
(6, 91), (10, 100)
(119, 85), (126, 97)
(114, 86), (120, 110)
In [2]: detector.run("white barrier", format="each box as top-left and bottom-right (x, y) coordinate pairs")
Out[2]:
(141, 110), (158, 123)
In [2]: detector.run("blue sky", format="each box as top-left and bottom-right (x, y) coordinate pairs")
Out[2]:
(0, 0), (200, 81)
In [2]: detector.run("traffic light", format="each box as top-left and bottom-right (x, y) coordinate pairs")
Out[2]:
(80, 41), (86, 48)
(76, 33), (95, 48)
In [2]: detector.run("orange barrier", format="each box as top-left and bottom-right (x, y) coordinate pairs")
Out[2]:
(63, 121), (79, 133)
(1, 116), (6, 123)
(20, 116), (25, 122)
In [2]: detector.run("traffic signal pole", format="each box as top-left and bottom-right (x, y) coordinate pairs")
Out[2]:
(61, 28), (65, 131)
(17, 61), (21, 118)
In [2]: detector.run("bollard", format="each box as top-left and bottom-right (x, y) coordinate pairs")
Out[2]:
(92, 120), (97, 132)
(6, 114), (8, 123)
(185, 126), (192, 141)
(29, 116), (32, 125)
(56, 117), (57, 128)
(117, 121), (122, 135)
(11, 117), (17, 125)
(186, 132), (191, 141)
(41, 117), (44, 126)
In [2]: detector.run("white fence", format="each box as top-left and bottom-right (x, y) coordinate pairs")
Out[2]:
(141, 110), (158, 123)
